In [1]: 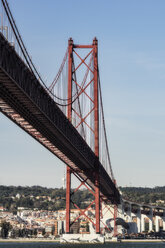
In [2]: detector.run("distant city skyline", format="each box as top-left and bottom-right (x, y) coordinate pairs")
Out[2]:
(0, 0), (165, 188)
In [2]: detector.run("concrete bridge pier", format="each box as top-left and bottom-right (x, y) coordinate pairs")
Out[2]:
(129, 211), (137, 233)
(124, 203), (134, 233)
(125, 203), (132, 222)
(162, 218), (165, 231)
(162, 211), (165, 231)
(118, 203), (125, 219)
(148, 209), (153, 232)
(141, 214), (145, 232)
(155, 215), (160, 232)
(136, 208), (141, 233)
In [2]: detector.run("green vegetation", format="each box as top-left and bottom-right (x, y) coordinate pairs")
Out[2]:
(0, 185), (94, 212)
(0, 185), (165, 212)
(0, 221), (12, 238)
(119, 186), (165, 205)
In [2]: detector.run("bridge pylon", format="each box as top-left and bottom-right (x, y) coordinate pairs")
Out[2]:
(65, 38), (100, 234)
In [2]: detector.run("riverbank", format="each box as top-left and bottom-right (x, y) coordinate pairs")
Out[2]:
(0, 238), (60, 242)
(106, 239), (165, 243)
(0, 238), (165, 243)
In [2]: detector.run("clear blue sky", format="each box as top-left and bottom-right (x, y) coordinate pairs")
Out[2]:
(0, 0), (165, 188)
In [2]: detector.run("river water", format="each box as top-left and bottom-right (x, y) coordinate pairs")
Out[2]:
(0, 242), (165, 248)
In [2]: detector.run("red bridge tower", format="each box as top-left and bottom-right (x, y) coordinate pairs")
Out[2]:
(66, 38), (100, 234)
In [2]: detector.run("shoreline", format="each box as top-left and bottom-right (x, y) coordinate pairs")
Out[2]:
(106, 239), (165, 243)
(0, 238), (164, 243)
(0, 238), (60, 243)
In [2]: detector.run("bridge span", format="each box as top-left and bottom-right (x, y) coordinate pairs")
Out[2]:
(121, 199), (165, 233)
(0, 32), (120, 203)
(3, 0), (164, 242)
(0, 0), (121, 240)
(101, 199), (165, 237)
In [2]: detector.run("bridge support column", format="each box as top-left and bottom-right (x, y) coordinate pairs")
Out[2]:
(66, 166), (71, 233)
(119, 201), (125, 219)
(149, 217), (153, 232)
(130, 211), (138, 234)
(155, 215), (160, 232)
(65, 37), (102, 235)
(162, 211), (165, 231)
(65, 38), (73, 234)
(148, 209), (153, 232)
(93, 38), (100, 234)
(141, 214), (145, 232)
(95, 169), (100, 233)
(162, 218), (165, 231)
(126, 204), (132, 222)
(136, 208), (141, 233)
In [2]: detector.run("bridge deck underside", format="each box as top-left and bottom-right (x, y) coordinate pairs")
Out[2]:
(0, 33), (120, 203)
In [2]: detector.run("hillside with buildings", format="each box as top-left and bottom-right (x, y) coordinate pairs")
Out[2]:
(0, 185), (165, 213)
(0, 185), (165, 239)
(0, 186), (95, 238)
(0, 185), (94, 213)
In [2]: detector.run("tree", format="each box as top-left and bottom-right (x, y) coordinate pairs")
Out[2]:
(0, 221), (12, 238)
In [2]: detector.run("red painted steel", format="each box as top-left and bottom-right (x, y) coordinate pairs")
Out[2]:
(72, 172), (95, 196)
(113, 204), (118, 236)
(71, 46), (95, 136)
(73, 45), (93, 49)
(73, 108), (95, 133)
(73, 201), (96, 226)
(73, 50), (94, 73)
(67, 38), (73, 121)
(93, 38), (99, 157)
(66, 38), (73, 233)
(66, 166), (71, 233)
(113, 180), (118, 237)
(101, 219), (112, 233)
(93, 37), (100, 234)
(65, 37), (101, 234)
(102, 204), (114, 216)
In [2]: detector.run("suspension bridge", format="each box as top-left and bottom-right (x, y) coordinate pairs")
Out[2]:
(1, 0), (165, 243)
(0, 0), (120, 239)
